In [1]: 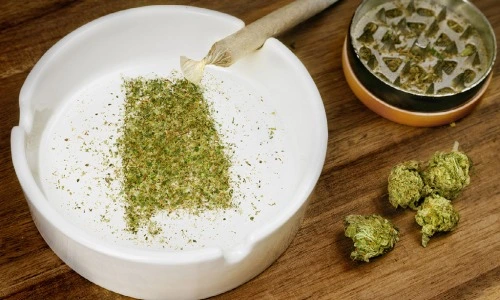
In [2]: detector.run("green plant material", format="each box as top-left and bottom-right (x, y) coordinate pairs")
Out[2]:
(425, 20), (439, 38)
(435, 33), (453, 48)
(415, 194), (460, 247)
(386, 8), (402, 18)
(461, 43), (477, 57)
(383, 57), (403, 72)
(421, 150), (471, 199)
(463, 69), (476, 83)
(460, 26), (474, 40)
(376, 72), (390, 83)
(118, 78), (234, 234)
(425, 83), (434, 94)
(417, 8), (435, 17)
(443, 41), (458, 56)
(447, 19), (464, 33)
(400, 63), (437, 92)
(388, 161), (424, 210)
(367, 54), (378, 70)
(437, 7), (447, 22)
(381, 30), (401, 50)
(408, 22), (426, 36)
(442, 60), (458, 75)
(359, 46), (372, 61)
(396, 17), (408, 34)
(437, 87), (455, 95)
(406, 0), (415, 15)
(357, 22), (378, 44)
(344, 215), (399, 262)
(364, 22), (379, 34)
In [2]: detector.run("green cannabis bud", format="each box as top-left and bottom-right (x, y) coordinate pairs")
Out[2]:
(415, 194), (460, 247)
(388, 160), (424, 210)
(344, 215), (399, 262)
(421, 150), (471, 199)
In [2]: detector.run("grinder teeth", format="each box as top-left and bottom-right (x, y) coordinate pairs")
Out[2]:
(460, 26), (474, 39)
(406, 0), (415, 15)
(353, 0), (487, 96)
(425, 20), (439, 37)
(437, 7), (447, 22)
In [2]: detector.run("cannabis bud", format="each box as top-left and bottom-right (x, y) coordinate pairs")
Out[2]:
(415, 194), (460, 247)
(388, 160), (424, 210)
(421, 150), (471, 200)
(344, 214), (399, 262)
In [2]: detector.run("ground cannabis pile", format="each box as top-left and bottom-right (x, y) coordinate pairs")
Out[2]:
(344, 215), (399, 262)
(117, 78), (233, 234)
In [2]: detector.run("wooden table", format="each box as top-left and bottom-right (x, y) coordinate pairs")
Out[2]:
(1, 1), (499, 299)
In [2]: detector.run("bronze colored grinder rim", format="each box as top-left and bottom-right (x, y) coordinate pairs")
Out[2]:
(347, 0), (496, 113)
(342, 37), (492, 127)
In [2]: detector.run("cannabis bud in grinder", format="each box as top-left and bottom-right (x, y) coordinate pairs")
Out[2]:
(388, 160), (424, 210)
(344, 214), (399, 262)
(415, 194), (460, 247)
(421, 150), (471, 200)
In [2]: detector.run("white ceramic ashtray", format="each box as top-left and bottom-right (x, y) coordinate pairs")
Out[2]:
(11, 5), (327, 299)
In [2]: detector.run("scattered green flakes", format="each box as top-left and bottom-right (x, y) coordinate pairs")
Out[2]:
(344, 215), (399, 262)
(388, 160), (424, 210)
(118, 77), (234, 234)
(415, 194), (459, 247)
(100, 214), (111, 223)
(268, 127), (276, 139)
(421, 150), (471, 200)
(400, 63), (437, 92)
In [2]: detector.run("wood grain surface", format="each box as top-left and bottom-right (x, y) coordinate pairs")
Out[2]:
(1, 0), (499, 299)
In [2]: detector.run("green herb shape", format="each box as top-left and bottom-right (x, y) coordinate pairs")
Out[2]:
(447, 19), (464, 33)
(388, 161), (424, 210)
(358, 46), (372, 61)
(344, 215), (399, 262)
(460, 43), (477, 57)
(415, 194), (460, 247)
(408, 22), (426, 36)
(417, 8), (435, 17)
(118, 78), (234, 234)
(421, 150), (471, 200)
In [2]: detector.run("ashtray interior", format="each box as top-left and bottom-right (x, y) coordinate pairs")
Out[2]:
(13, 6), (327, 298)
